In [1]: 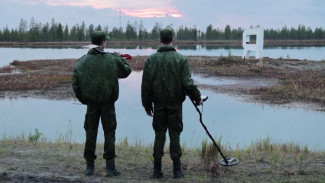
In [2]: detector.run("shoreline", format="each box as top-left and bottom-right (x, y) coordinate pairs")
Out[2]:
(0, 57), (324, 182)
(0, 56), (324, 111)
(1, 39), (325, 47)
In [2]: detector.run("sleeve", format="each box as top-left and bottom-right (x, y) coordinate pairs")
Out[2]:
(181, 58), (201, 104)
(72, 68), (86, 104)
(141, 59), (153, 112)
(116, 56), (132, 78)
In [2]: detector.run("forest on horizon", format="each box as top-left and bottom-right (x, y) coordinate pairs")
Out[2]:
(0, 18), (324, 42)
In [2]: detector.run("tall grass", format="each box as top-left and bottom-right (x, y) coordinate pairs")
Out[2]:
(1, 130), (324, 182)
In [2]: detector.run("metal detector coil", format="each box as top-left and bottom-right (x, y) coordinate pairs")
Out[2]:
(188, 94), (239, 167)
(220, 157), (239, 166)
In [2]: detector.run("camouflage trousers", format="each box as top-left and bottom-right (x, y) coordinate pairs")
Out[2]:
(84, 103), (116, 161)
(152, 103), (183, 160)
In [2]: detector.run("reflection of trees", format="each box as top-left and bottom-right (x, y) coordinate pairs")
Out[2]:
(176, 45), (197, 50)
(107, 45), (137, 49)
(138, 45), (159, 49)
(264, 45), (324, 49)
(203, 45), (240, 50)
(106, 45), (242, 50)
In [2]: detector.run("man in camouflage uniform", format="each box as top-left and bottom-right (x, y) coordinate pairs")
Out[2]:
(141, 28), (202, 179)
(72, 31), (131, 176)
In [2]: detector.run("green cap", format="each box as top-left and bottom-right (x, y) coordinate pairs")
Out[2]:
(91, 31), (110, 45)
(159, 28), (173, 44)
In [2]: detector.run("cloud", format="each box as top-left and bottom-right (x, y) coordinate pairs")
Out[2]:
(19, 0), (182, 19)
(19, 0), (176, 11)
(173, 0), (325, 29)
(121, 8), (182, 18)
(2, 0), (324, 31)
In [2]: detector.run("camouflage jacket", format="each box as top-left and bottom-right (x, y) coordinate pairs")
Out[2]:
(72, 48), (131, 104)
(141, 46), (201, 111)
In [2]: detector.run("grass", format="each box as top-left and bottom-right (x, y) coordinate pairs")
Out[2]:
(0, 131), (324, 182)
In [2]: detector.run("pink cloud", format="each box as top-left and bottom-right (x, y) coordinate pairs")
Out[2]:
(121, 8), (182, 18)
(22, 0), (183, 18)
(29, 0), (175, 10)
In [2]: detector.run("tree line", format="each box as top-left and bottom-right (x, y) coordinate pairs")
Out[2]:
(0, 18), (324, 42)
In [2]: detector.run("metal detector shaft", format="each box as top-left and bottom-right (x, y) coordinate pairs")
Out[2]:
(189, 97), (229, 164)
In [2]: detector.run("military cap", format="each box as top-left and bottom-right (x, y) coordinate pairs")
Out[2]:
(160, 28), (173, 44)
(91, 31), (110, 45)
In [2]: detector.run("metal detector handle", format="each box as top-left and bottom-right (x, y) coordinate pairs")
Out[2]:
(201, 95), (208, 102)
(188, 94), (229, 165)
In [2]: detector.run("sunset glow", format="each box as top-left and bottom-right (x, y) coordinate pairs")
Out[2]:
(121, 8), (182, 18)
(32, 0), (176, 10)
(31, 0), (183, 18)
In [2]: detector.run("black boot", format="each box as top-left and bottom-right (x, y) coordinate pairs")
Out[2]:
(105, 159), (121, 177)
(150, 159), (164, 179)
(84, 160), (94, 176)
(173, 159), (184, 179)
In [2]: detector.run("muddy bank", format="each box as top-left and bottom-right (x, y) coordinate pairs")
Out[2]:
(0, 56), (324, 111)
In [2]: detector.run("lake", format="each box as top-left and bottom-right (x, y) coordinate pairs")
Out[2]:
(1, 71), (324, 150)
(1, 45), (325, 67)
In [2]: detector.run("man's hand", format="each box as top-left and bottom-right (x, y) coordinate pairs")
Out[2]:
(196, 99), (203, 106)
(196, 95), (208, 105)
(146, 109), (153, 117)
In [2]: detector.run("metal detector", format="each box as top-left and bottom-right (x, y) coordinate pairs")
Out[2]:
(189, 95), (239, 166)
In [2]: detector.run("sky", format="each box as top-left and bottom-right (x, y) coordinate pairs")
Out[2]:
(1, 0), (324, 31)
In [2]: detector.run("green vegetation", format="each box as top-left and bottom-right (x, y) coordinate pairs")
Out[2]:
(0, 17), (324, 42)
(0, 131), (324, 182)
(28, 128), (42, 143)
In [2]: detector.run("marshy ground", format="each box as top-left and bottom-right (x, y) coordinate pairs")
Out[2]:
(1, 55), (324, 110)
(0, 55), (325, 182)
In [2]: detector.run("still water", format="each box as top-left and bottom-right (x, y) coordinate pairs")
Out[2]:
(1, 72), (324, 150)
(1, 45), (325, 67)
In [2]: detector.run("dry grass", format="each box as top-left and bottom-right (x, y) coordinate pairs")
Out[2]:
(0, 59), (74, 90)
(1, 56), (324, 106)
(0, 65), (14, 73)
(0, 136), (324, 182)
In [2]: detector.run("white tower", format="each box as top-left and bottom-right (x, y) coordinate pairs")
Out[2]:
(242, 27), (264, 59)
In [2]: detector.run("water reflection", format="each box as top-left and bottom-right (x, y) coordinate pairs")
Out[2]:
(193, 74), (237, 85)
(176, 45), (197, 50)
(1, 71), (324, 150)
(1, 46), (325, 67)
